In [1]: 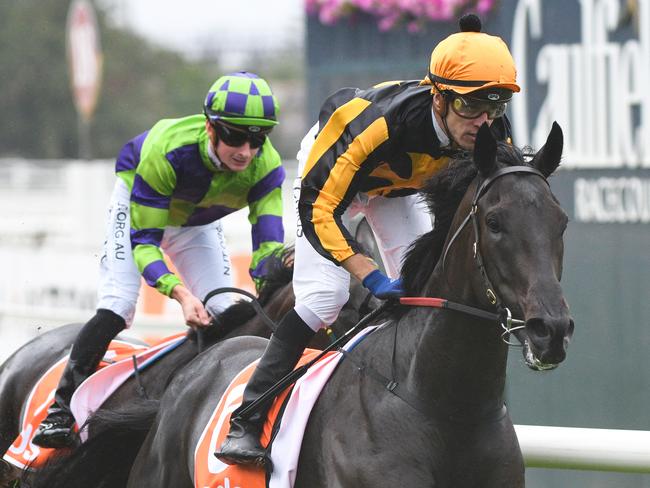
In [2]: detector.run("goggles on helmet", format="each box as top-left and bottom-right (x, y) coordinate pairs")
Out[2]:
(447, 93), (508, 120)
(211, 120), (271, 149)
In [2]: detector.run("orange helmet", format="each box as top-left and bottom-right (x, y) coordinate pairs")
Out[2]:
(423, 15), (520, 95)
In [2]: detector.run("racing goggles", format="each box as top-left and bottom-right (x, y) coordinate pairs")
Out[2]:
(449, 94), (508, 120)
(212, 121), (271, 149)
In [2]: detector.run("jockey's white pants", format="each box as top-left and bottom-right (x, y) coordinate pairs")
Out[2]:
(96, 178), (235, 327)
(293, 123), (432, 332)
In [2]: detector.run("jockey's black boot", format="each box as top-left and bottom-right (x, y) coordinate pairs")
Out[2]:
(215, 309), (315, 466)
(32, 309), (126, 449)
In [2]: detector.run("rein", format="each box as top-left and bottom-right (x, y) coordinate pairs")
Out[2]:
(235, 296), (519, 422)
(127, 287), (279, 389)
(336, 296), (514, 422)
(399, 297), (524, 344)
(196, 287), (279, 354)
(203, 287), (278, 333)
(235, 295), (522, 421)
(234, 301), (395, 421)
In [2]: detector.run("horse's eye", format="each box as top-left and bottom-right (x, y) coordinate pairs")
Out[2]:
(486, 215), (501, 233)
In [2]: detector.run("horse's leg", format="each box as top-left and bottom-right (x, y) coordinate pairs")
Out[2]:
(447, 416), (524, 488)
(480, 419), (525, 488)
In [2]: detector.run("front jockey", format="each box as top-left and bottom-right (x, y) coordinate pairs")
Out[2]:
(216, 15), (522, 466)
(33, 71), (286, 449)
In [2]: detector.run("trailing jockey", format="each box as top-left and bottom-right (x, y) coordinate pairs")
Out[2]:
(33, 72), (286, 448)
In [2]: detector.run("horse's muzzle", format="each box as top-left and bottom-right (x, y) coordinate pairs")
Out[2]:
(523, 316), (575, 369)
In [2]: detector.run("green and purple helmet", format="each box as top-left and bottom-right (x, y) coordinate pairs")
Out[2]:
(204, 71), (279, 129)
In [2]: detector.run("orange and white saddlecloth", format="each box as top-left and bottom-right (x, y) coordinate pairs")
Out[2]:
(193, 349), (327, 488)
(194, 326), (377, 488)
(3, 333), (186, 470)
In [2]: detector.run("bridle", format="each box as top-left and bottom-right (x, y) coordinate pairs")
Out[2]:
(439, 164), (549, 344)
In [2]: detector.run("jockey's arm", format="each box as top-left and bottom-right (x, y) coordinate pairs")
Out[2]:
(341, 253), (378, 283)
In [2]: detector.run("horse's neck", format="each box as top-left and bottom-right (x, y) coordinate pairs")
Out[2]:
(396, 258), (508, 419)
(403, 309), (508, 418)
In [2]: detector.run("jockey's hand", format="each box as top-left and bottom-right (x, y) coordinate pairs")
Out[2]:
(362, 269), (404, 299)
(171, 285), (212, 329)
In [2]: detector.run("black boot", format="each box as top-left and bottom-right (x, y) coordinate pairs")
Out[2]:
(215, 309), (315, 466)
(32, 309), (125, 449)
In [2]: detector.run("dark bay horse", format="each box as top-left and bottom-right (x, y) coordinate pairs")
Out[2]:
(11, 248), (371, 488)
(57, 122), (573, 487)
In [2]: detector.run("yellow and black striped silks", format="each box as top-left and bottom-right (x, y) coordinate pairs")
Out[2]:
(298, 79), (511, 266)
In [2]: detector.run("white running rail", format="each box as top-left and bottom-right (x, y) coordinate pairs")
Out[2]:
(516, 424), (650, 473)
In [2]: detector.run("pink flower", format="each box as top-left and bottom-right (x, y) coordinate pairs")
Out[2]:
(319, 5), (341, 24)
(476, 0), (496, 14)
(378, 14), (400, 31)
(305, 0), (496, 29)
(352, 0), (375, 9)
(407, 19), (423, 32)
(304, 0), (320, 14)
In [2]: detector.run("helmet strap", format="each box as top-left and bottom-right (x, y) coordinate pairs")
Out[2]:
(206, 121), (225, 159)
(441, 109), (460, 150)
(433, 83), (461, 149)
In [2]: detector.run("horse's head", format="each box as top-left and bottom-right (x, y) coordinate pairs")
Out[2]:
(466, 122), (574, 368)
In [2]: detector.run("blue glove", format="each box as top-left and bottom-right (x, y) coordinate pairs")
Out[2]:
(362, 269), (404, 299)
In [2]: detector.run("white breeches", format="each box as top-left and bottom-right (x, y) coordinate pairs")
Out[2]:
(96, 179), (235, 327)
(292, 123), (432, 331)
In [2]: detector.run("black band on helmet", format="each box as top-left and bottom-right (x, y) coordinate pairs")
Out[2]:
(428, 72), (491, 88)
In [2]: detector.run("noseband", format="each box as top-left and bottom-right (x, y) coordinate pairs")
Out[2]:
(440, 165), (549, 343)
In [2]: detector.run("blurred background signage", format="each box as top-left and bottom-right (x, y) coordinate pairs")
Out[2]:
(66, 0), (103, 157)
(511, 0), (650, 169)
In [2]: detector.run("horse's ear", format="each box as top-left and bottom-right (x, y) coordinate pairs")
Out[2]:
(473, 122), (497, 176)
(531, 121), (563, 177)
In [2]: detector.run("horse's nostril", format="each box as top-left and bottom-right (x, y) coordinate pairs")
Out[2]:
(567, 319), (575, 339)
(526, 318), (550, 340)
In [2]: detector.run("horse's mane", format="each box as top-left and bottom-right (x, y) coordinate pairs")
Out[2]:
(401, 142), (531, 295)
(187, 246), (294, 343)
(256, 246), (295, 304)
